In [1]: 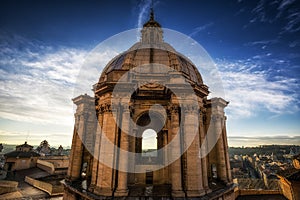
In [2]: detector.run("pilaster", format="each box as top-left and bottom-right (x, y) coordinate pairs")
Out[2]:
(94, 103), (117, 196)
(90, 111), (104, 189)
(183, 104), (205, 197)
(169, 104), (185, 197)
(115, 106), (130, 196)
(199, 110), (210, 192)
(213, 115), (227, 183)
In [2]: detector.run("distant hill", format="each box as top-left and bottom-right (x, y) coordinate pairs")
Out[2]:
(0, 143), (71, 155)
(0, 144), (16, 154)
(229, 145), (300, 158)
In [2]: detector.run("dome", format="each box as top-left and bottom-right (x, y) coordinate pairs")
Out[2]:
(98, 11), (204, 86)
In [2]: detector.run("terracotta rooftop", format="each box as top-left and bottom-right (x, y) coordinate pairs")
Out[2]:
(293, 153), (300, 161)
(277, 167), (300, 181)
(16, 141), (33, 148)
(237, 178), (280, 190)
(4, 151), (40, 158)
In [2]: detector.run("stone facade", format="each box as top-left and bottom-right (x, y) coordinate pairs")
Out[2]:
(4, 142), (40, 171)
(64, 11), (235, 200)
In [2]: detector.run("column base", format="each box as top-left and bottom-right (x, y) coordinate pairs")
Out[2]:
(205, 187), (212, 194)
(114, 189), (129, 197)
(94, 186), (113, 196)
(88, 184), (95, 192)
(186, 189), (206, 197)
(63, 186), (77, 200)
(172, 190), (185, 197)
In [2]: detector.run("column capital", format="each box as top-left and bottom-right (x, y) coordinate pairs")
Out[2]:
(182, 104), (199, 114)
(211, 114), (223, 123)
(97, 103), (113, 113)
(168, 104), (179, 114)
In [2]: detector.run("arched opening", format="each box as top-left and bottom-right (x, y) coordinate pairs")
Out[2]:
(135, 111), (165, 165)
(142, 129), (157, 157)
(211, 164), (217, 179)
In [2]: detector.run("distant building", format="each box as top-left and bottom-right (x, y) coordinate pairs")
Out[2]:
(4, 142), (40, 171)
(36, 140), (51, 156)
(58, 145), (64, 155)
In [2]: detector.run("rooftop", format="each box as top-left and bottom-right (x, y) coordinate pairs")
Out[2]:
(4, 151), (40, 158)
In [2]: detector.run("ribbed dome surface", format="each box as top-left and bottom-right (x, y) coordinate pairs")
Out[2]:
(99, 47), (203, 85)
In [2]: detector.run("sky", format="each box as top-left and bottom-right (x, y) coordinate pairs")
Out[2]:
(0, 0), (299, 148)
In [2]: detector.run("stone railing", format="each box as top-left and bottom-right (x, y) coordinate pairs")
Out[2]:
(0, 180), (18, 195)
(25, 176), (64, 196)
(37, 159), (55, 174)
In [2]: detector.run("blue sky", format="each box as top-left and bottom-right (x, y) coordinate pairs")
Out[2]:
(0, 0), (299, 147)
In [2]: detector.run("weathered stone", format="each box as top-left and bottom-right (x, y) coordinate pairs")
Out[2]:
(63, 10), (234, 200)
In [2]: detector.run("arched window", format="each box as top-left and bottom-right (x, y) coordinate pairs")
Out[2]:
(211, 164), (217, 179)
(142, 129), (157, 157)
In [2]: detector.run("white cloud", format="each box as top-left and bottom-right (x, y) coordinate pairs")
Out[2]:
(189, 22), (214, 37)
(137, 0), (152, 28)
(0, 34), (126, 146)
(0, 39), (88, 125)
(217, 59), (299, 118)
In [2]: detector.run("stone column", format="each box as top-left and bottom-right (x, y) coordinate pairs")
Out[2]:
(184, 105), (205, 197)
(66, 125), (76, 180)
(67, 114), (84, 181)
(68, 94), (95, 182)
(169, 105), (185, 197)
(90, 111), (104, 188)
(214, 115), (227, 182)
(94, 104), (117, 196)
(115, 107), (130, 196)
(163, 130), (168, 183)
(223, 117), (232, 183)
(199, 110), (210, 191)
(163, 130), (168, 158)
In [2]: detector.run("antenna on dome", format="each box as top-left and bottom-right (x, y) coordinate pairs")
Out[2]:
(26, 130), (29, 143)
(150, 0), (154, 21)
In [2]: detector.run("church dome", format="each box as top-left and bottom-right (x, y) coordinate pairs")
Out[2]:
(98, 11), (204, 86)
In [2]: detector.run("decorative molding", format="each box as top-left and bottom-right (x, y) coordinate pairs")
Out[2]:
(211, 114), (223, 122)
(96, 103), (112, 113)
(182, 104), (199, 114)
(140, 82), (165, 89)
(168, 104), (179, 114)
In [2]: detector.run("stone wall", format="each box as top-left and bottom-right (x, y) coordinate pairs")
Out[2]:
(0, 180), (18, 195)
(25, 176), (64, 196)
(37, 159), (55, 174)
(37, 156), (69, 174)
(235, 189), (281, 196)
(5, 157), (37, 171)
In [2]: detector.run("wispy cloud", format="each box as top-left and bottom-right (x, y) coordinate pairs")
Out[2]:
(244, 39), (278, 47)
(0, 33), (126, 146)
(189, 22), (214, 37)
(137, 0), (152, 28)
(228, 135), (300, 147)
(278, 0), (297, 11)
(284, 11), (300, 33)
(0, 34), (88, 125)
(216, 58), (299, 118)
(248, 0), (300, 34)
